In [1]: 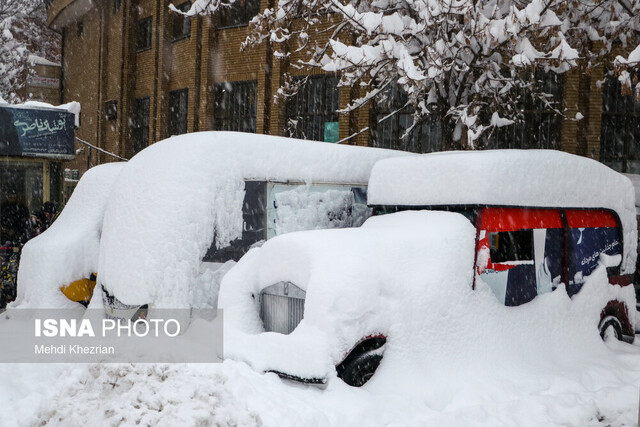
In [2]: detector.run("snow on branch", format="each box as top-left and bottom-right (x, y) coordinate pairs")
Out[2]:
(183, 0), (640, 149)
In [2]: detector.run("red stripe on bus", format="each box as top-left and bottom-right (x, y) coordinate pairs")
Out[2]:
(564, 210), (618, 228)
(481, 207), (562, 231)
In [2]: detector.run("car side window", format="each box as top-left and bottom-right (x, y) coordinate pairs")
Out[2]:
(202, 181), (267, 262)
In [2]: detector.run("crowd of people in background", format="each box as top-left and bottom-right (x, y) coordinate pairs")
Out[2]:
(1, 188), (58, 247)
(0, 189), (58, 308)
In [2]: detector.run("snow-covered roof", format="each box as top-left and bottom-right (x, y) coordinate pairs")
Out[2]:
(98, 132), (409, 307)
(368, 149), (638, 274)
(15, 162), (125, 308)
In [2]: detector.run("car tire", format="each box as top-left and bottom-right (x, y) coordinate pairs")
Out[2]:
(338, 351), (382, 387)
(599, 315), (623, 341)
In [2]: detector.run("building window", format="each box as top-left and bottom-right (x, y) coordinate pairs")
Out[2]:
(371, 82), (442, 153)
(168, 89), (188, 136)
(488, 73), (563, 150)
(113, 0), (121, 14)
(172, 2), (192, 41)
(132, 97), (150, 155)
(600, 71), (640, 173)
(76, 21), (84, 37)
(104, 100), (117, 121)
(285, 75), (340, 142)
(217, 0), (260, 29)
(136, 17), (153, 52)
(213, 81), (257, 133)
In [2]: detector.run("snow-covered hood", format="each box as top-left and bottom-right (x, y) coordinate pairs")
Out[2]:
(219, 210), (478, 379)
(220, 210), (635, 385)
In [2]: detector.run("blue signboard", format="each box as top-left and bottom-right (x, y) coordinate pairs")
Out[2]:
(0, 106), (75, 159)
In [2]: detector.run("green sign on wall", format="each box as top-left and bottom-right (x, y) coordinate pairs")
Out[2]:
(324, 121), (339, 143)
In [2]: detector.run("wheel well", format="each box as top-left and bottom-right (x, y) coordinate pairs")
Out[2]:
(336, 335), (386, 378)
(600, 300), (633, 338)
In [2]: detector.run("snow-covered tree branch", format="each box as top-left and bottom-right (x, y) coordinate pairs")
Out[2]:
(0, 0), (61, 103)
(180, 0), (640, 148)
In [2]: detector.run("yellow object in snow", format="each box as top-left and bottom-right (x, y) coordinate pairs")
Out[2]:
(60, 273), (97, 304)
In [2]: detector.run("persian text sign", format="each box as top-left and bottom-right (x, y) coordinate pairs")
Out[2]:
(0, 106), (74, 158)
(0, 309), (223, 363)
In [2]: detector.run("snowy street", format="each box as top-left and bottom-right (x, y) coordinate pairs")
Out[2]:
(1, 337), (639, 426)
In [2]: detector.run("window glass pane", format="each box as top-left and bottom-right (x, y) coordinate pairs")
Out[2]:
(213, 81), (257, 133)
(478, 209), (564, 306)
(285, 76), (339, 142)
(600, 70), (640, 172)
(136, 17), (152, 51)
(168, 89), (188, 136)
(371, 81), (442, 152)
(132, 97), (150, 155)
(566, 226), (621, 296)
(172, 2), (192, 40)
(267, 184), (370, 239)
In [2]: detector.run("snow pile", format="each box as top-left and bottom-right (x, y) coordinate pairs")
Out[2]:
(14, 163), (125, 308)
(369, 150), (638, 274)
(98, 132), (407, 308)
(21, 100), (82, 127)
(2, 348), (640, 426)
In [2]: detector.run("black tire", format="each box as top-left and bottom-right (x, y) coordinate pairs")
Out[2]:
(599, 315), (623, 342)
(338, 351), (382, 387)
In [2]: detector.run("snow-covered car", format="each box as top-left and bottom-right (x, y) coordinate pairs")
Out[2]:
(93, 132), (408, 318)
(219, 150), (637, 387)
(14, 162), (125, 308)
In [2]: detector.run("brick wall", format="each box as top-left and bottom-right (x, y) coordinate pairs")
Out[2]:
(51, 0), (638, 177)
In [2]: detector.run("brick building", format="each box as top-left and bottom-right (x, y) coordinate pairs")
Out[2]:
(46, 0), (640, 176)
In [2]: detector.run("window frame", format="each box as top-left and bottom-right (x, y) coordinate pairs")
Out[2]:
(370, 82), (442, 153)
(487, 72), (564, 150)
(171, 2), (192, 42)
(600, 70), (640, 173)
(213, 80), (258, 133)
(132, 97), (150, 155)
(136, 16), (153, 53)
(473, 206), (623, 305)
(285, 75), (340, 142)
(167, 88), (189, 137)
(216, 0), (260, 29)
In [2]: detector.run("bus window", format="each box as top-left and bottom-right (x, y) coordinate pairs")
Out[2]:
(565, 210), (621, 296)
(478, 208), (563, 306)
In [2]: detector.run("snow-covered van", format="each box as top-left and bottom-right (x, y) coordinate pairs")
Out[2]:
(219, 150), (637, 387)
(14, 133), (407, 312)
(90, 132), (408, 317)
